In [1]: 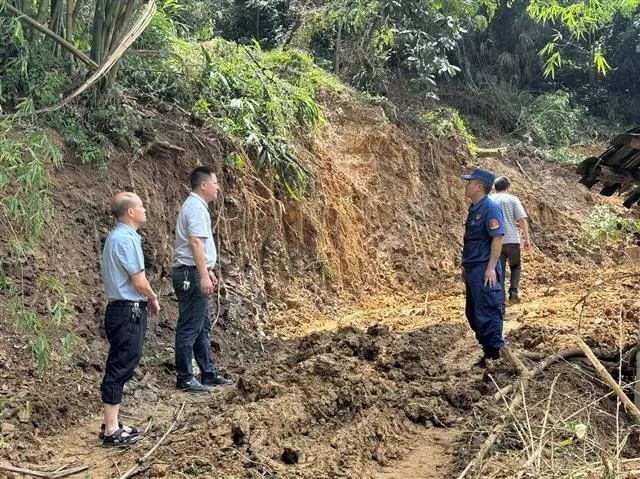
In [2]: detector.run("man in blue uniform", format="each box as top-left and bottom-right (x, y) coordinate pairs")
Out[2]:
(461, 168), (505, 369)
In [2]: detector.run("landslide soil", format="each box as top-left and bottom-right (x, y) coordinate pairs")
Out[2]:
(1, 99), (637, 478)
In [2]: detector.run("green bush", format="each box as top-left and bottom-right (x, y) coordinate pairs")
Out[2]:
(0, 128), (62, 250)
(418, 106), (477, 156)
(193, 41), (327, 197)
(1, 274), (79, 377)
(0, 15), (71, 111)
(581, 205), (640, 245)
(517, 91), (582, 147)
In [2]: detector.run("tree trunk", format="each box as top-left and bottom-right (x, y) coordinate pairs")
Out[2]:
(49, 0), (65, 49)
(90, 0), (141, 91)
(256, 8), (261, 42)
(334, 19), (342, 74)
(36, 0), (51, 25)
(91, 0), (107, 64)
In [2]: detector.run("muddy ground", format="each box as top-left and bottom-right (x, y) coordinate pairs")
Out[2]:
(1, 101), (640, 478)
(3, 257), (640, 478)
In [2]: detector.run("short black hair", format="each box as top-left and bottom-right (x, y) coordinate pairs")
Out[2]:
(494, 176), (511, 192)
(111, 193), (136, 219)
(482, 182), (492, 195)
(190, 165), (215, 190)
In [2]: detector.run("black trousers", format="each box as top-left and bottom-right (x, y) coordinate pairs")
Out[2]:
(100, 302), (147, 405)
(499, 243), (522, 297)
(172, 266), (219, 384)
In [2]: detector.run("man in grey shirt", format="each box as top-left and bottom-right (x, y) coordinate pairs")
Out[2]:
(100, 192), (160, 447)
(172, 165), (232, 393)
(491, 176), (532, 308)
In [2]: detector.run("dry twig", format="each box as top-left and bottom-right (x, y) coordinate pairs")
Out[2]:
(0, 464), (88, 479)
(117, 401), (186, 479)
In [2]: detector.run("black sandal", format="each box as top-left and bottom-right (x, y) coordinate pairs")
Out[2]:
(99, 423), (141, 439)
(102, 428), (143, 448)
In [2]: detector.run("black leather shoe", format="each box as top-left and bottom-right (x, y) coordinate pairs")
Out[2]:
(202, 374), (233, 387)
(485, 348), (501, 360)
(176, 378), (211, 393)
(472, 357), (487, 369)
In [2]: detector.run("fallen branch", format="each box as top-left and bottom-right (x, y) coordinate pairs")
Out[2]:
(0, 464), (88, 479)
(476, 147), (506, 158)
(459, 380), (528, 478)
(491, 347), (624, 401)
(117, 401), (186, 479)
(577, 337), (640, 422)
(3, 4), (98, 69)
(503, 346), (530, 378)
(514, 375), (559, 478)
(515, 159), (533, 182)
(458, 347), (532, 478)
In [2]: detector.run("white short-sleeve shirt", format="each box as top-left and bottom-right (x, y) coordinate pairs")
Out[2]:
(174, 192), (217, 268)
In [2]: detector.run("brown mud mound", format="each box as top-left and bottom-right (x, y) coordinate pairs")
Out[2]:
(3, 321), (485, 478)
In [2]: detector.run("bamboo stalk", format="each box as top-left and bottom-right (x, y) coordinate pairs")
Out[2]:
(3, 3), (98, 68)
(0, 0), (156, 120)
(577, 337), (640, 422)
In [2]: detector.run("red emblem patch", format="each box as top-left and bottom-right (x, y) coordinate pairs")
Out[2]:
(489, 219), (500, 230)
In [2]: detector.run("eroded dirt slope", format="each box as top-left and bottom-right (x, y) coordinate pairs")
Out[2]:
(1, 97), (635, 478)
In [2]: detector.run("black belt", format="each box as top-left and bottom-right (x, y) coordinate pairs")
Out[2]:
(108, 300), (148, 308)
(174, 265), (215, 272)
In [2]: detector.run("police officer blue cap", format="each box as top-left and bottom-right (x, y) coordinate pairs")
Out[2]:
(462, 168), (496, 187)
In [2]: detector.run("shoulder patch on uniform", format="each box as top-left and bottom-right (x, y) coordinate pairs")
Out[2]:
(489, 218), (500, 230)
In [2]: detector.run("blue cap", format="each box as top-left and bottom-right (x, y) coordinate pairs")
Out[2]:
(462, 168), (496, 187)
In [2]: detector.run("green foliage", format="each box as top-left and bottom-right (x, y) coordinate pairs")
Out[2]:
(124, 36), (335, 197)
(418, 106), (477, 155)
(295, 0), (495, 93)
(580, 205), (640, 245)
(50, 111), (109, 167)
(527, 0), (640, 77)
(1, 273), (79, 377)
(0, 13), (72, 111)
(0, 128), (62, 250)
(191, 40), (329, 197)
(541, 147), (583, 165)
(516, 91), (582, 147)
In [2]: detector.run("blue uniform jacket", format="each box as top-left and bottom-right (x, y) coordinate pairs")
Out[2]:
(462, 195), (505, 267)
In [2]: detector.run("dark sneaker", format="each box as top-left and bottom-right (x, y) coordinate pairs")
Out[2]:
(509, 293), (520, 304)
(102, 428), (143, 448)
(202, 374), (233, 387)
(176, 378), (211, 393)
(473, 357), (487, 369)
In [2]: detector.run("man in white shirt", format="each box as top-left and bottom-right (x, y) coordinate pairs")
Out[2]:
(173, 165), (232, 393)
(491, 176), (532, 308)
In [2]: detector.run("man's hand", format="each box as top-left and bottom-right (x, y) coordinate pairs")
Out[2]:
(200, 274), (214, 295)
(523, 238), (532, 251)
(484, 267), (497, 287)
(208, 270), (218, 288)
(148, 297), (160, 317)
